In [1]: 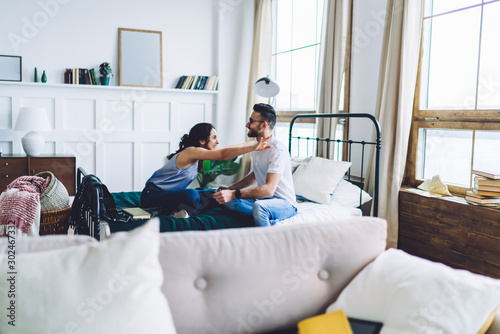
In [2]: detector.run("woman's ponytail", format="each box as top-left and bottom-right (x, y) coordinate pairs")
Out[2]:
(166, 123), (214, 160)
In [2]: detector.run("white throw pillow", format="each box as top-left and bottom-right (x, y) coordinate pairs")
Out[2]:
(327, 249), (500, 334)
(293, 156), (352, 204)
(331, 179), (372, 207)
(290, 156), (308, 173)
(0, 219), (177, 334)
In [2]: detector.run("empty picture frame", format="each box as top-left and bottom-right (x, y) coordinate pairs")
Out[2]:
(0, 55), (22, 82)
(119, 28), (163, 88)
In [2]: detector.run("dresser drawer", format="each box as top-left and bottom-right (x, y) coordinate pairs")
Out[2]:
(0, 158), (28, 191)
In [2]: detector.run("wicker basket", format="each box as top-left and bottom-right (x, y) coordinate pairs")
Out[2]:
(39, 205), (71, 235)
(35, 171), (70, 212)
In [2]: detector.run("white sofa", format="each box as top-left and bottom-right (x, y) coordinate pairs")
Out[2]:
(1, 217), (499, 334)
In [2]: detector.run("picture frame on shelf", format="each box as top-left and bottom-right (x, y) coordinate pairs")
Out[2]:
(0, 55), (22, 82)
(118, 28), (163, 88)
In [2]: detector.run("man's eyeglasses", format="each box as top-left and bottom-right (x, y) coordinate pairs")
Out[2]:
(248, 118), (265, 124)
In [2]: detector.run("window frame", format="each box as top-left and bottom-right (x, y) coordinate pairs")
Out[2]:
(404, 1), (500, 196)
(272, 0), (353, 160)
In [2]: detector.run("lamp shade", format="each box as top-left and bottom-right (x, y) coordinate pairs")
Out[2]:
(14, 107), (51, 156)
(254, 76), (280, 98)
(14, 107), (51, 131)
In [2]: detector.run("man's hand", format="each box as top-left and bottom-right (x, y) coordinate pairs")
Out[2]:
(213, 189), (236, 204)
(216, 185), (230, 192)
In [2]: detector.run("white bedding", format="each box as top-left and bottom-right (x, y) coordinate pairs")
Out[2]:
(279, 201), (361, 225)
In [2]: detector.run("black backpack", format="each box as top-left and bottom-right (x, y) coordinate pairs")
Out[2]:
(69, 174), (130, 239)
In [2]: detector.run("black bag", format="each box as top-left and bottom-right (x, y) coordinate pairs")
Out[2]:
(69, 174), (130, 237)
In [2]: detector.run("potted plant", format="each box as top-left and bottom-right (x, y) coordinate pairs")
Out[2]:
(99, 62), (112, 85)
(196, 158), (241, 189)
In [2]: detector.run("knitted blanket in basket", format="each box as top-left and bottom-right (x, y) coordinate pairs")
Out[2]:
(0, 176), (49, 234)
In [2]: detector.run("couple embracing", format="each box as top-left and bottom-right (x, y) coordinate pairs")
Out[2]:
(141, 103), (297, 226)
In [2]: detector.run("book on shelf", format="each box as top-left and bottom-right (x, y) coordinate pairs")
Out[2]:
(121, 207), (151, 219)
(64, 68), (99, 85)
(474, 175), (500, 186)
(174, 75), (218, 90)
(472, 169), (500, 180)
(465, 200), (499, 208)
(175, 75), (186, 88)
(181, 76), (193, 89)
(471, 187), (500, 197)
(474, 181), (500, 192)
(465, 191), (500, 204)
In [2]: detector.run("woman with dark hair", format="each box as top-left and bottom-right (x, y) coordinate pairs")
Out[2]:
(141, 122), (271, 218)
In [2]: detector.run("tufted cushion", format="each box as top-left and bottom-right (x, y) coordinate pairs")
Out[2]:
(158, 217), (388, 334)
(0, 234), (96, 254)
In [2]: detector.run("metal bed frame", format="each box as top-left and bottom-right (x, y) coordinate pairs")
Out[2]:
(288, 113), (381, 217)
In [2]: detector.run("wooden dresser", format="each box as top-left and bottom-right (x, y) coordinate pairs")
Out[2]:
(0, 155), (76, 195)
(398, 188), (500, 278)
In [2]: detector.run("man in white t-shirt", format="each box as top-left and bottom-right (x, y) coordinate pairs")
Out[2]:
(213, 103), (297, 226)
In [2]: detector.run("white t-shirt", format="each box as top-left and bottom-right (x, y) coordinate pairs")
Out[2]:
(251, 136), (297, 207)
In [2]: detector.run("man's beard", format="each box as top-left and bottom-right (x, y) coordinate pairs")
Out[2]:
(247, 129), (259, 138)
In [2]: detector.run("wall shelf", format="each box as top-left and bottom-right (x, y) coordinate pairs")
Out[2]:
(0, 81), (218, 94)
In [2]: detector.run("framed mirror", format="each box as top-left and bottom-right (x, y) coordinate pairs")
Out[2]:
(119, 28), (163, 88)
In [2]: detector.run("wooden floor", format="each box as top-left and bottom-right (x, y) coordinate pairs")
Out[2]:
(398, 188), (500, 278)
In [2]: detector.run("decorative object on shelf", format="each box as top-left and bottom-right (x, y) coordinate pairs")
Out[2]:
(196, 158), (241, 189)
(14, 107), (51, 156)
(119, 28), (163, 88)
(254, 76), (280, 99)
(34, 67), (38, 82)
(0, 55), (22, 82)
(41, 70), (47, 83)
(99, 62), (112, 85)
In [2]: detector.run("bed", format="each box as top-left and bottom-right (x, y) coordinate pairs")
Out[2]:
(71, 113), (381, 239)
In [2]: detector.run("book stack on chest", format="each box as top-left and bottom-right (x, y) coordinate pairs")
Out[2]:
(465, 169), (500, 208)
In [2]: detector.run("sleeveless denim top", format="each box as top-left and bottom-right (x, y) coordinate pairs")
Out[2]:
(145, 154), (198, 192)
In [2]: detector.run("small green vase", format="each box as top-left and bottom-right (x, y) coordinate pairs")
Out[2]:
(34, 67), (38, 82)
(41, 70), (47, 83)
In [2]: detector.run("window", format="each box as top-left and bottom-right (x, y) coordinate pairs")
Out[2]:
(407, 0), (500, 194)
(271, 0), (325, 156)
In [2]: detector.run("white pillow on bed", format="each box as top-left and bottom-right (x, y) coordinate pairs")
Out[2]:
(0, 219), (177, 334)
(293, 156), (351, 205)
(326, 249), (500, 334)
(331, 179), (372, 207)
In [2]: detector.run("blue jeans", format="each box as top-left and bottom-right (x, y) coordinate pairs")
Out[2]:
(223, 197), (297, 227)
(140, 183), (218, 216)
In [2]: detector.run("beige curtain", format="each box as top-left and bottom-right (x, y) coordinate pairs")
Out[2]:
(316, 0), (351, 159)
(367, 0), (424, 248)
(238, 0), (273, 178)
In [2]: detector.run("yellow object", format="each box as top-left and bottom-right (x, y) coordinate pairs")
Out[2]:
(298, 310), (353, 334)
(477, 308), (498, 334)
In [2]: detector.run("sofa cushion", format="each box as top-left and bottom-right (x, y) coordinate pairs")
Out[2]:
(0, 219), (176, 334)
(326, 249), (500, 334)
(158, 217), (387, 334)
(0, 234), (96, 254)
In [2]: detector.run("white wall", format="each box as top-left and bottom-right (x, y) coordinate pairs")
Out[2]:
(0, 0), (218, 88)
